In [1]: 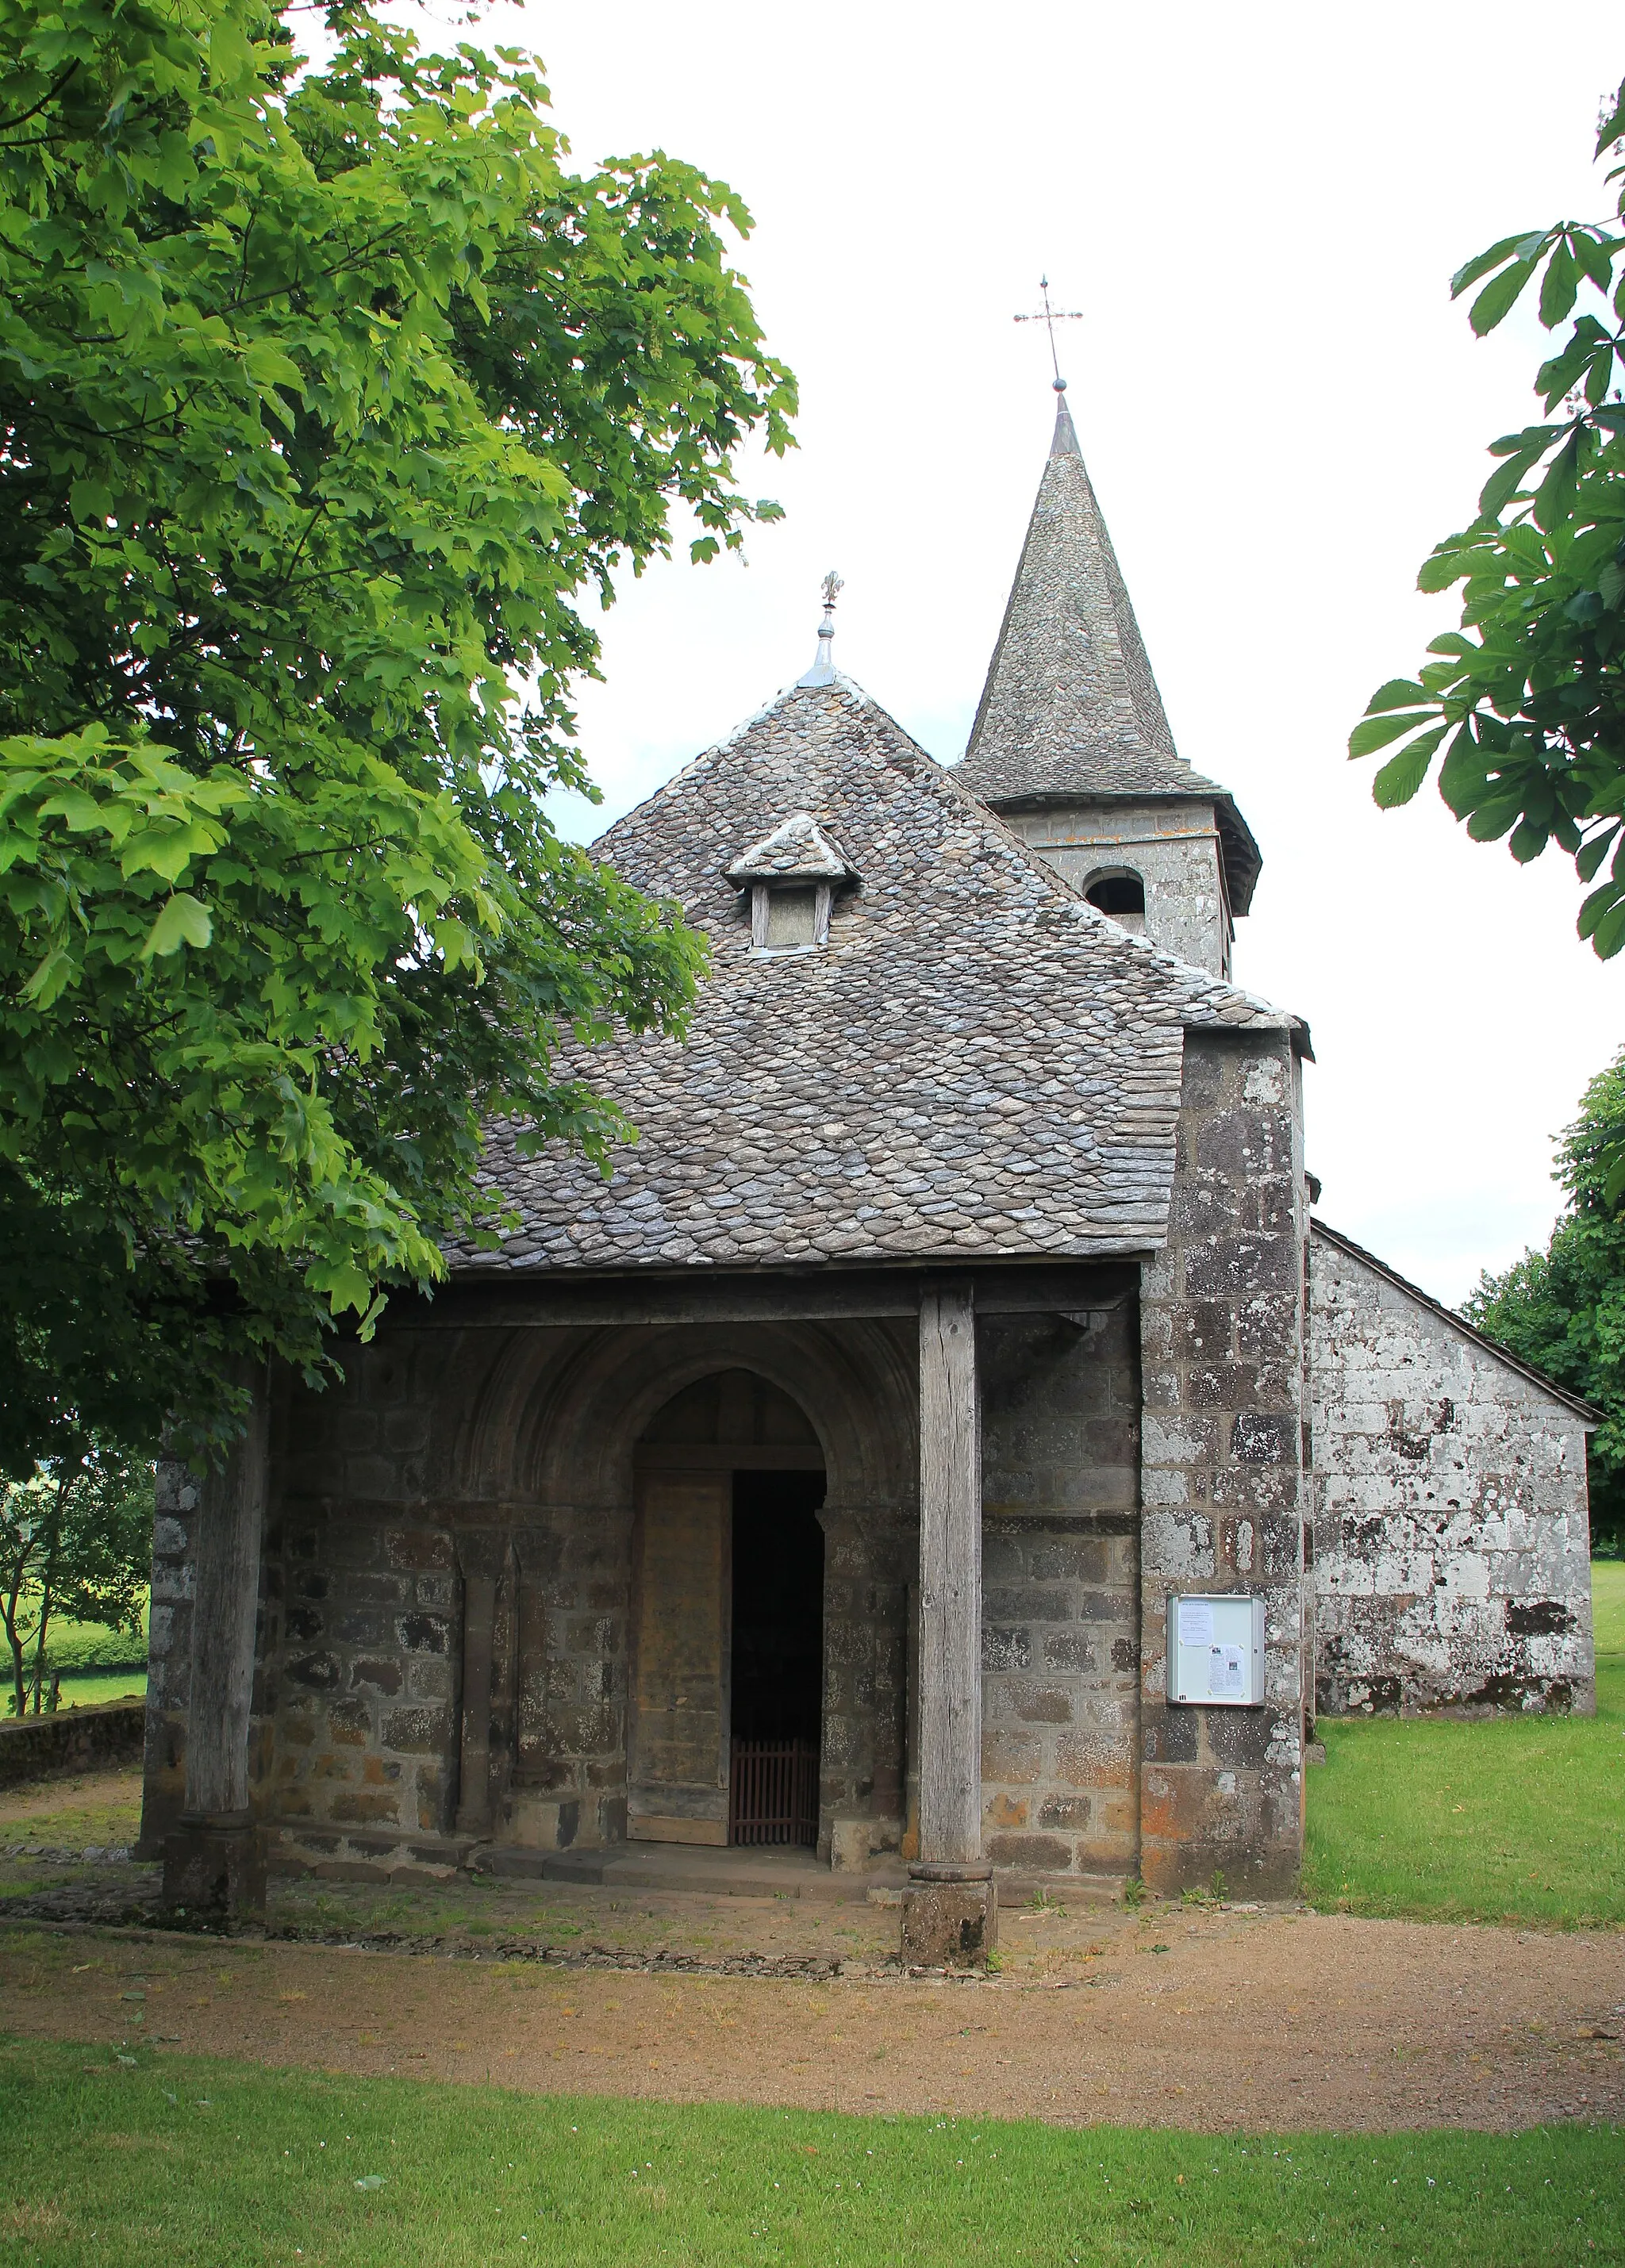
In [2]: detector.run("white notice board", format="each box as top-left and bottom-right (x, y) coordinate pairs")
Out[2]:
(1166, 1594), (1266, 1706)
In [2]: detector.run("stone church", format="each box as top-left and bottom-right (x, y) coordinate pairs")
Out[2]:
(140, 388), (1598, 1942)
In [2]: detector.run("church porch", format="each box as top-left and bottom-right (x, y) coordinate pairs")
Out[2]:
(141, 1267), (1157, 1918)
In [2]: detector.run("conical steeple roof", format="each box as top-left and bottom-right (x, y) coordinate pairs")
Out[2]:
(956, 393), (1260, 912)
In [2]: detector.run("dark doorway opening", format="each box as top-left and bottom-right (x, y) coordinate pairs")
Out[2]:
(728, 1472), (824, 1847)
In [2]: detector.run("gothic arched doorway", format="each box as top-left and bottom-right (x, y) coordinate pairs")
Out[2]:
(629, 1369), (825, 1849)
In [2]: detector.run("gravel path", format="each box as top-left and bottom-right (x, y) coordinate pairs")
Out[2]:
(2, 1904), (1619, 2133)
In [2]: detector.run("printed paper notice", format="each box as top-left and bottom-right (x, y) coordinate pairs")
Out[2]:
(1177, 1598), (1214, 1648)
(1209, 1644), (1246, 1698)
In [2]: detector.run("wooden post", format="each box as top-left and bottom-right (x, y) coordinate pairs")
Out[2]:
(161, 1367), (271, 1923)
(916, 1282), (982, 1863)
(455, 1534), (505, 1839)
(905, 1283), (997, 1963)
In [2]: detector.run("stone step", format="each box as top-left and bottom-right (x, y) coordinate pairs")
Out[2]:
(474, 1840), (910, 1904)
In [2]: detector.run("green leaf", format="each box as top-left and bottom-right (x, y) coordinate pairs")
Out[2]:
(1596, 78), (1625, 156)
(139, 893), (213, 959)
(1349, 711), (1431, 759)
(1372, 725), (1447, 808)
(1363, 677), (1428, 715)
(20, 945), (75, 1007)
(1438, 723), (1491, 819)
(1570, 229), (1617, 292)
(1479, 447), (1542, 520)
(1450, 232), (1539, 298)
(1538, 242), (1578, 329)
(1578, 879), (1623, 938)
(1466, 798), (1523, 843)
(1508, 818), (1549, 863)
(1469, 256), (1540, 336)
(1577, 827), (1620, 884)
(1417, 547), (1473, 595)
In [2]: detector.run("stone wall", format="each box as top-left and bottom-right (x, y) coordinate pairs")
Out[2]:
(1005, 798), (1230, 976)
(0, 1699), (145, 1790)
(978, 1303), (1141, 1879)
(1309, 1226), (1596, 1717)
(140, 1312), (925, 1882)
(1137, 1027), (1308, 1897)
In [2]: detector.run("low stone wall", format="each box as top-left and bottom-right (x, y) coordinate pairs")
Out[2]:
(0, 1700), (146, 1789)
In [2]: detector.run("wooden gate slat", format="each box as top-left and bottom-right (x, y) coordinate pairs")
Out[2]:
(728, 1736), (818, 1847)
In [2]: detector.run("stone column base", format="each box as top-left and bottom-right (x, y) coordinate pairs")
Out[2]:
(901, 1861), (997, 1967)
(162, 1811), (266, 1928)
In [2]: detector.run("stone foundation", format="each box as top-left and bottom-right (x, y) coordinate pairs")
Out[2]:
(901, 1865), (998, 1967)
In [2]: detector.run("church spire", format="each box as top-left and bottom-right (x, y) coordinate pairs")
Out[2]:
(956, 393), (1202, 802)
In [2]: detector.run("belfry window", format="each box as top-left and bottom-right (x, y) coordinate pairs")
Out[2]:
(1085, 868), (1146, 934)
(724, 812), (859, 957)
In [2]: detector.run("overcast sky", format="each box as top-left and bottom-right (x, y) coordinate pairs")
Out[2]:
(461, 0), (1623, 1304)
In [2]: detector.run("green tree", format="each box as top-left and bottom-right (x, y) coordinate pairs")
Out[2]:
(1350, 76), (1625, 961)
(0, 0), (793, 1471)
(1466, 1050), (1625, 1555)
(1, 1445), (154, 1717)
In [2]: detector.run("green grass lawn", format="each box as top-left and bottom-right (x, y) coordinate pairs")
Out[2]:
(36, 1601), (148, 1677)
(48, 1670), (146, 1711)
(1304, 1564), (1625, 1928)
(0, 2040), (1618, 2267)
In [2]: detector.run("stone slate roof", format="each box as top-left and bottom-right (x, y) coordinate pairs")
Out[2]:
(448, 677), (1302, 1276)
(725, 812), (855, 885)
(1311, 1222), (1601, 1425)
(955, 397), (1262, 916)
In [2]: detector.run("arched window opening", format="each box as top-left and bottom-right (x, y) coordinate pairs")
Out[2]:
(1085, 869), (1147, 933)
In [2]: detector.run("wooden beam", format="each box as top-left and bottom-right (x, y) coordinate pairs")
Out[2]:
(182, 1372), (269, 1819)
(916, 1283), (982, 1867)
(394, 1263), (1139, 1332)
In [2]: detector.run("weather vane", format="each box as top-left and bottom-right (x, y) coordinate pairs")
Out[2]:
(798, 570), (843, 687)
(1014, 275), (1082, 391)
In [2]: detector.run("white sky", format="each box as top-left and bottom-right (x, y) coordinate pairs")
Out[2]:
(486, 0), (1623, 1305)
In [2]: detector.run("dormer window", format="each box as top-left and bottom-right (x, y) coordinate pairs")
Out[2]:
(724, 812), (859, 957)
(759, 882), (823, 950)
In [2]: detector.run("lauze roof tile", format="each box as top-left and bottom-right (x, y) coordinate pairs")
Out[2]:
(448, 675), (1300, 1276)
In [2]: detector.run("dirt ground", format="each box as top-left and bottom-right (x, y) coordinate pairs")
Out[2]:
(2, 1905), (1621, 2135)
(2, 1767), (1621, 2134)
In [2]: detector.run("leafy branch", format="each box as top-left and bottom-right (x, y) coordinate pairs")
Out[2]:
(1350, 78), (1625, 957)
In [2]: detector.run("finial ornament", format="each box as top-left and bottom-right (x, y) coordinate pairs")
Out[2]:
(1013, 274), (1082, 392)
(797, 570), (843, 688)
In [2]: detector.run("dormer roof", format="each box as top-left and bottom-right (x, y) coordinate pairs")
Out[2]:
(957, 395), (1262, 916)
(724, 812), (858, 887)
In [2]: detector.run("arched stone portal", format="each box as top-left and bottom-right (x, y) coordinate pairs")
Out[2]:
(629, 1370), (826, 1848)
(472, 1318), (917, 1867)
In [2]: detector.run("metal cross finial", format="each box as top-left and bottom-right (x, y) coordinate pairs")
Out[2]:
(1014, 274), (1083, 392)
(798, 570), (843, 688)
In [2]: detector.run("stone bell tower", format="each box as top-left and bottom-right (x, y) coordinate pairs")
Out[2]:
(956, 390), (1260, 980)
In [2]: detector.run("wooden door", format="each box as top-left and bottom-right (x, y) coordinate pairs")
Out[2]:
(628, 1472), (730, 1844)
